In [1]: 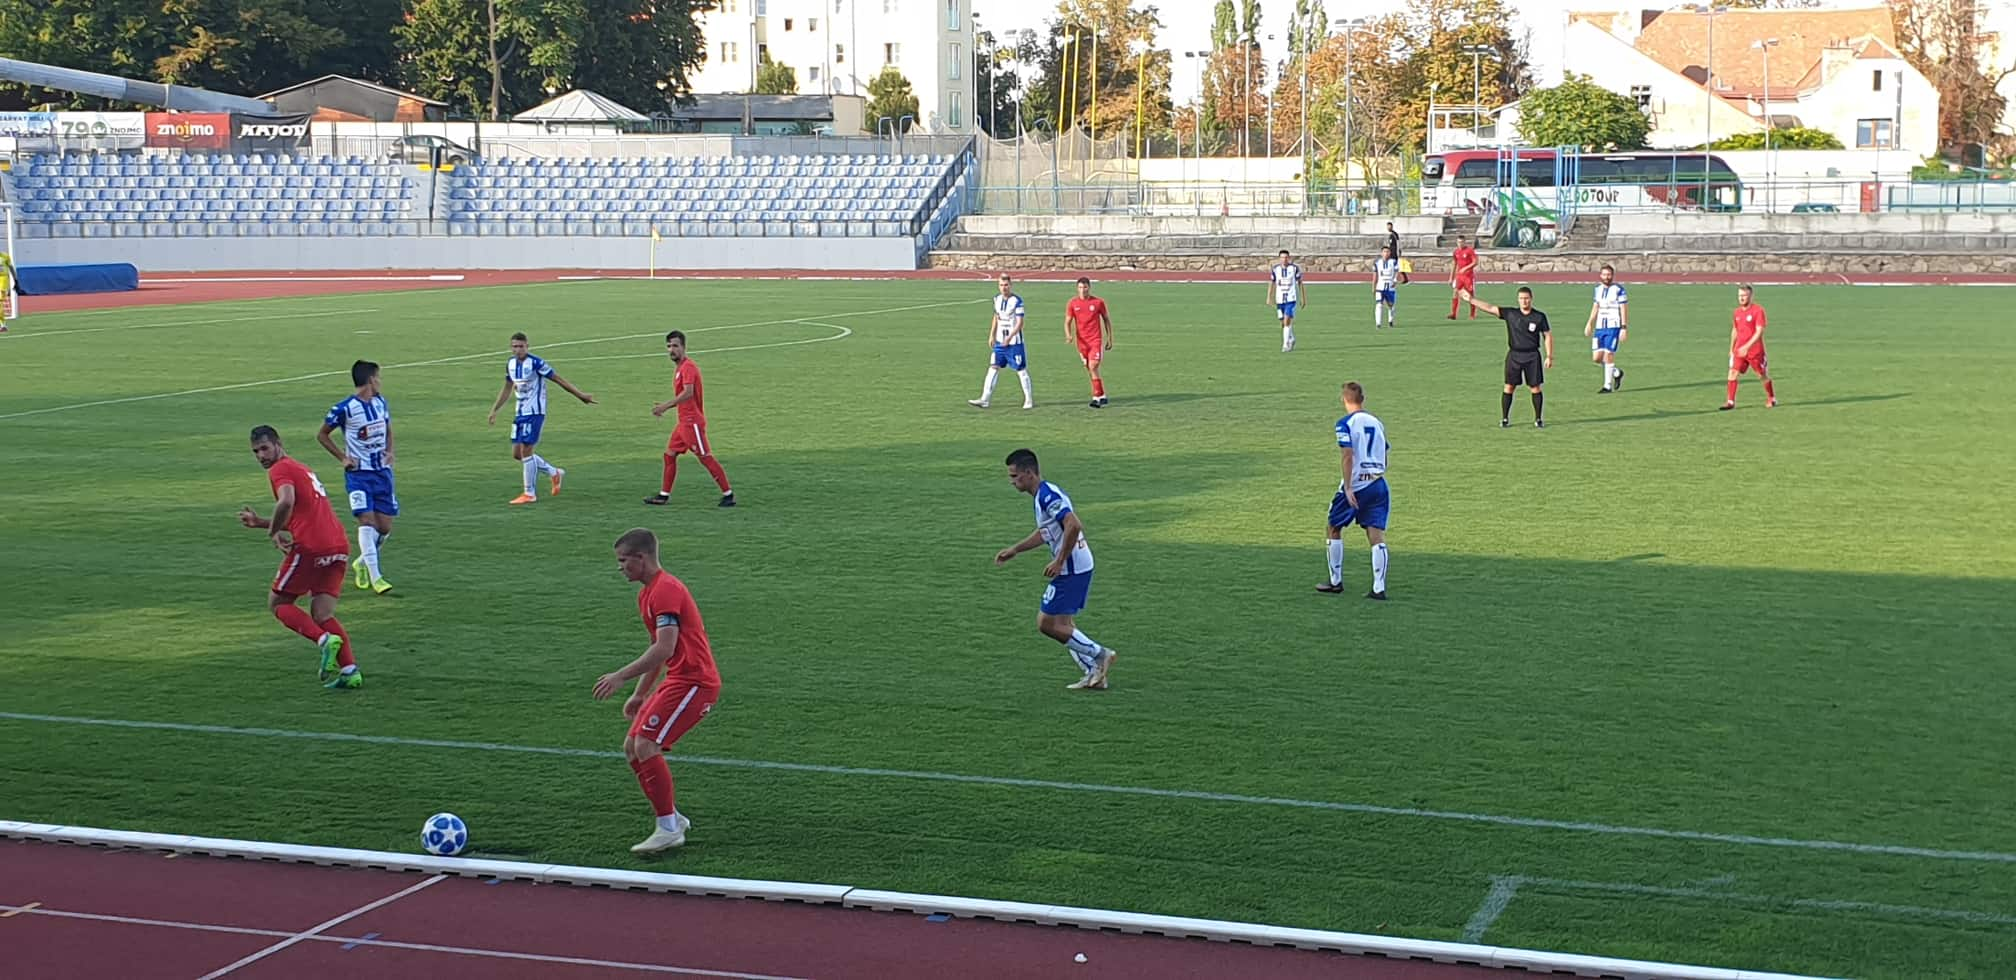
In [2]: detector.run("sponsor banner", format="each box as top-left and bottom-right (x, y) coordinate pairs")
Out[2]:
(0, 112), (56, 139)
(48, 112), (147, 150)
(230, 112), (311, 152)
(146, 112), (231, 150)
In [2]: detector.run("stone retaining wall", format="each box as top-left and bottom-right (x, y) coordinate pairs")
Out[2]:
(926, 249), (2016, 276)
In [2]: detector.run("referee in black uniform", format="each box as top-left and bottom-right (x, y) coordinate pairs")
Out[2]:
(1461, 286), (1553, 427)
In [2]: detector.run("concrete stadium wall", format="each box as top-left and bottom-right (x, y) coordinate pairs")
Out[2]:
(927, 249), (2016, 276)
(958, 215), (1445, 237)
(16, 235), (919, 272)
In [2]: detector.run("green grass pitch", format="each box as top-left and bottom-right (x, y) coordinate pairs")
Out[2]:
(1, 277), (2012, 979)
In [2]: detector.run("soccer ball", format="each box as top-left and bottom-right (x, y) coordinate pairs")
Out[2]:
(421, 812), (468, 856)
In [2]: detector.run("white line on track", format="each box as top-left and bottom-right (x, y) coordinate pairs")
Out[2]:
(0, 298), (975, 422)
(0, 904), (809, 979)
(1458, 873), (2016, 944)
(0, 308), (380, 340)
(142, 275), (466, 284)
(5, 710), (2013, 867)
(565, 321), (853, 363)
(194, 874), (446, 978)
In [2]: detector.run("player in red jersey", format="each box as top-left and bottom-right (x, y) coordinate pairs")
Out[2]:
(1721, 284), (1777, 410)
(238, 425), (362, 690)
(1448, 235), (1479, 319)
(1064, 277), (1114, 408)
(644, 329), (735, 508)
(594, 527), (723, 854)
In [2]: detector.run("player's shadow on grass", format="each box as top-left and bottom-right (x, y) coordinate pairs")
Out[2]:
(1559, 392), (1908, 426)
(1603, 379), (1727, 395)
(1114, 391), (1291, 407)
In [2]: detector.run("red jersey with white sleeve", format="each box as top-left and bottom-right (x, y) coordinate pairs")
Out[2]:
(268, 456), (348, 555)
(1732, 303), (1767, 352)
(1066, 297), (1108, 343)
(673, 358), (706, 425)
(638, 570), (721, 690)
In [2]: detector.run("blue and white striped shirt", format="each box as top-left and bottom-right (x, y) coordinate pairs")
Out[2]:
(325, 395), (391, 471)
(507, 354), (555, 417)
(1035, 480), (1094, 575)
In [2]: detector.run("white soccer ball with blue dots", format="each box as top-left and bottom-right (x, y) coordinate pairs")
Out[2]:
(421, 812), (468, 856)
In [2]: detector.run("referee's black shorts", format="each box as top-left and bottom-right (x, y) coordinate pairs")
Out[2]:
(1504, 352), (1544, 387)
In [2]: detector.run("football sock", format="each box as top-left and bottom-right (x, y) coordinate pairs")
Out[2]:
(533, 454), (556, 476)
(274, 604), (322, 642)
(1727, 378), (1740, 403)
(1066, 630), (1103, 660)
(1764, 379), (1776, 400)
(979, 367), (1000, 402)
(1450, 297), (1461, 317)
(630, 755), (677, 818)
(1282, 325), (1294, 347)
(660, 454), (678, 494)
(1501, 392), (1514, 421)
(1091, 377), (1105, 398)
(1599, 361), (1611, 388)
(1371, 544), (1389, 592)
(1373, 303), (1384, 326)
(522, 457), (539, 495)
(1016, 369), (1033, 404)
(1531, 391), (1544, 421)
(698, 455), (731, 493)
(1326, 539), (1344, 586)
(358, 526), (383, 580)
(315, 616), (357, 668)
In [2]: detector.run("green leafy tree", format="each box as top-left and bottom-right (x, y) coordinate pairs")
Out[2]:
(1019, 1), (1172, 140)
(1516, 73), (1650, 150)
(1711, 126), (1844, 150)
(395, 0), (710, 118)
(755, 54), (798, 94)
(1287, 0), (1328, 56)
(1211, 0), (1236, 50)
(865, 66), (920, 132)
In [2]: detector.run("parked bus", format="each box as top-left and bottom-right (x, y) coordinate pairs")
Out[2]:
(1423, 149), (1744, 243)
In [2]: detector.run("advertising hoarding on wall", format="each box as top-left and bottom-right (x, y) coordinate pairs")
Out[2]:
(229, 113), (311, 153)
(144, 112), (232, 151)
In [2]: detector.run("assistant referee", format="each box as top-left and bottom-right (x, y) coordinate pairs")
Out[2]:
(1462, 286), (1553, 428)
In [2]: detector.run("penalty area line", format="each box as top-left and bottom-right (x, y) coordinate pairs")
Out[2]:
(2, 710), (2013, 867)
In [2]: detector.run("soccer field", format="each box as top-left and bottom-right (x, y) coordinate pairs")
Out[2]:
(1, 277), (2012, 979)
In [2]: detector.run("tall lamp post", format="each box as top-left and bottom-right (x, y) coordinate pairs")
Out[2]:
(1697, 5), (1727, 207)
(1753, 36), (1779, 212)
(1335, 19), (1367, 194)
(1462, 44), (1494, 146)
(1185, 50), (1206, 192)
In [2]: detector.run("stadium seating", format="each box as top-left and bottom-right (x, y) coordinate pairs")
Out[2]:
(442, 154), (960, 238)
(6, 154), (423, 237)
(4, 152), (968, 240)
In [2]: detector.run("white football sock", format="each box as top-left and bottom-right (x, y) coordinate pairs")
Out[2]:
(533, 454), (556, 476)
(1372, 543), (1389, 592)
(979, 367), (999, 402)
(1373, 303), (1384, 326)
(1326, 539), (1344, 586)
(1600, 361), (1611, 388)
(358, 526), (382, 579)
(1017, 369), (1033, 405)
(521, 457), (538, 495)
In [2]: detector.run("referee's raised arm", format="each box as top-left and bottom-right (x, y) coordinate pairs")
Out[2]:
(1459, 287), (1501, 317)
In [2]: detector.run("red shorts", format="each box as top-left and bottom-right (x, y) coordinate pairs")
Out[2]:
(273, 548), (348, 598)
(1454, 276), (1475, 293)
(666, 419), (713, 457)
(628, 681), (718, 747)
(1730, 348), (1769, 375)
(1076, 336), (1104, 365)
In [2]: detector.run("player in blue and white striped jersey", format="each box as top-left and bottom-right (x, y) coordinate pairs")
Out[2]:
(1316, 382), (1391, 600)
(995, 449), (1117, 691)
(1268, 250), (1304, 352)
(1584, 264), (1629, 393)
(317, 360), (397, 595)
(970, 274), (1035, 410)
(1373, 247), (1402, 329)
(487, 332), (596, 505)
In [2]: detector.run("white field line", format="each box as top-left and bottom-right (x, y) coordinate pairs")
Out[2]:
(565, 321), (852, 363)
(4, 710), (2013, 867)
(142, 275), (466, 284)
(0, 298), (975, 422)
(193, 874), (446, 979)
(0, 308), (380, 341)
(1460, 873), (2016, 944)
(0, 904), (808, 979)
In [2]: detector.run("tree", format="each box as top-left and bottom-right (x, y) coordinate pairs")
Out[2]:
(1711, 126), (1843, 150)
(865, 66), (920, 132)
(1288, 0), (1329, 56)
(755, 54), (798, 94)
(1019, 1), (1173, 143)
(395, 0), (712, 118)
(1891, 0), (2015, 154)
(396, 0), (505, 117)
(1516, 74), (1650, 150)
(1211, 0), (1236, 50)
(1390, 0), (1532, 150)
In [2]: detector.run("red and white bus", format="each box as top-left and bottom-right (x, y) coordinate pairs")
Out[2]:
(1422, 149), (1745, 219)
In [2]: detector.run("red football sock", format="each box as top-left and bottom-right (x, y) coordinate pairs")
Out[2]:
(1764, 380), (1776, 400)
(273, 604), (322, 642)
(1727, 379), (1739, 403)
(660, 454), (678, 494)
(698, 455), (731, 493)
(315, 616), (357, 668)
(629, 755), (676, 817)
(1091, 378), (1105, 398)
(1450, 297), (1461, 316)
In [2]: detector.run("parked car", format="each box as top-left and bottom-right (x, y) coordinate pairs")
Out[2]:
(386, 135), (476, 166)
(1790, 202), (1839, 213)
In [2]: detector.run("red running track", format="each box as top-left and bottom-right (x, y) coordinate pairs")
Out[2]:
(0, 838), (1506, 980)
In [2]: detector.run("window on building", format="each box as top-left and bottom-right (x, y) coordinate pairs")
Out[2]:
(1856, 118), (1894, 148)
(835, 44), (846, 64)
(758, 43), (769, 61)
(949, 44), (961, 78)
(809, 17), (818, 30)
(809, 66), (822, 83)
(946, 0), (961, 30)
(883, 0), (897, 12)
(1628, 84), (1652, 109)
(885, 42), (900, 64)
(721, 0), (735, 11)
(784, 18), (793, 30)
(721, 41), (738, 63)
(755, 0), (767, 12)
(1872, 70), (1884, 91)
(950, 93), (963, 128)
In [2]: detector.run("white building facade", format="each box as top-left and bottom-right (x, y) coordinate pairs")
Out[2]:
(688, 0), (978, 134)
